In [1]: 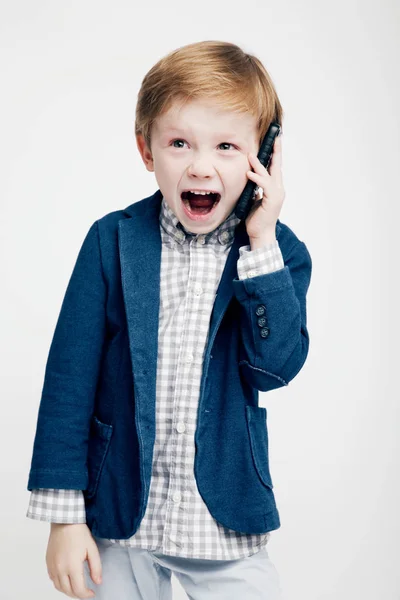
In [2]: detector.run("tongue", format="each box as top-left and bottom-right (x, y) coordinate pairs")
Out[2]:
(189, 194), (215, 207)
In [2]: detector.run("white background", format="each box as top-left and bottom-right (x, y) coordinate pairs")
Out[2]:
(1, 1), (399, 599)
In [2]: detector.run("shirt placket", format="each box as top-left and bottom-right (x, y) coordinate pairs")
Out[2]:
(162, 234), (209, 553)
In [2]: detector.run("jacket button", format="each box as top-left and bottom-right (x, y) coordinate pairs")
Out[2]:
(255, 305), (266, 316)
(260, 327), (270, 338)
(257, 316), (267, 327)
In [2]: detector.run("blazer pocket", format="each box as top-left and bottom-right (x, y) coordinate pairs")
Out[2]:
(246, 405), (274, 489)
(85, 415), (113, 499)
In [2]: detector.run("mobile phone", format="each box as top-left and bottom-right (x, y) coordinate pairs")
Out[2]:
(234, 122), (281, 220)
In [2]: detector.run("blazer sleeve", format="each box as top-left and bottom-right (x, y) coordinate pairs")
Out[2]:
(27, 220), (107, 490)
(232, 239), (312, 392)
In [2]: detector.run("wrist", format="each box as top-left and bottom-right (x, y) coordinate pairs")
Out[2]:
(249, 232), (277, 250)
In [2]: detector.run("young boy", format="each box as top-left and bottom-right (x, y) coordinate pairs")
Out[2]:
(26, 40), (312, 599)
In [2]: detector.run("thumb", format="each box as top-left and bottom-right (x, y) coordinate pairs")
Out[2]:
(87, 544), (102, 584)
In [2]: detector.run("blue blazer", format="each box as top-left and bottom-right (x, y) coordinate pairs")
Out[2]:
(27, 189), (312, 538)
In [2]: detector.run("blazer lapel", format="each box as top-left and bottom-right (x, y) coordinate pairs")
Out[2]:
(206, 219), (249, 352)
(118, 193), (162, 451)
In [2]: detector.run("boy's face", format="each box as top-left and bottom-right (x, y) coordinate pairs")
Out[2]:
(136, 98), (260, 234)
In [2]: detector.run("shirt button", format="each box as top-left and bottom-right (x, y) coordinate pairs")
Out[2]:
(255, 305), (266, 316)
(186, 353), (194, 363)
(197, 234), (206, 244)
(219, 231), (229, 243)
(172, 492), (181, 503)
(248, 269), (258, 278)
(193, 285), (203, 296)
(176, 422), (186, 433)
(260, 327), (270, 338)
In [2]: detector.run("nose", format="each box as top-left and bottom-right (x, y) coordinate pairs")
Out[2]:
(187, 154), (215, 178)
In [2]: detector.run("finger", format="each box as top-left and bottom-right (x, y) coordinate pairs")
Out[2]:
(70, 567), (96, 599)
(52, 575), (61, 592)
(59, 574), (77, 598)
(248, 152), (272, 177)
(246, 169), (268, 189)
(87, 545), (103, 585)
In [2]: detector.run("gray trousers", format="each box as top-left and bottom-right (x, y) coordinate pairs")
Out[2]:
(83, 535), (283, 599)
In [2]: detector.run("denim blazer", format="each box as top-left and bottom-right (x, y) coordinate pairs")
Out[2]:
(27, 188), (312, 539)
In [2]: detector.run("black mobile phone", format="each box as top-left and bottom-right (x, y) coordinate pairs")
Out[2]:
(234, 122), (281, 220)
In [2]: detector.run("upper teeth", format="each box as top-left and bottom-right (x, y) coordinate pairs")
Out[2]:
(187, 190), (215, 195)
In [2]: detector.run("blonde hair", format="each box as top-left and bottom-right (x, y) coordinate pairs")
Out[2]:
(135, 40), (284, 152)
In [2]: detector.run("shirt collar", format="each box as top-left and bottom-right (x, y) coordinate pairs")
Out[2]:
(159, 195), (242, 246)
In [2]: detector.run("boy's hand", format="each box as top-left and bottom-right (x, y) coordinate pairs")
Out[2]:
(46, 523), (102, 599)
(244, 135), (285, 244)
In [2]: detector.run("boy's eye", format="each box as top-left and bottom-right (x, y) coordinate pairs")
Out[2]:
(171, 139), (187, 149)
(218, 142), (236, 151)
(170, 139), (236, 150)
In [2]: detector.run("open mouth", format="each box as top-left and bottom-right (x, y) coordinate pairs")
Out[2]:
(181, 191), (221, 217)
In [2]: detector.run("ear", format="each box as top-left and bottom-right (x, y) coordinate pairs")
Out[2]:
(136, 133), (154, 172)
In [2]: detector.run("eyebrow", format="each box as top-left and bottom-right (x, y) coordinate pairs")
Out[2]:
(163, 127), (242, 139)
